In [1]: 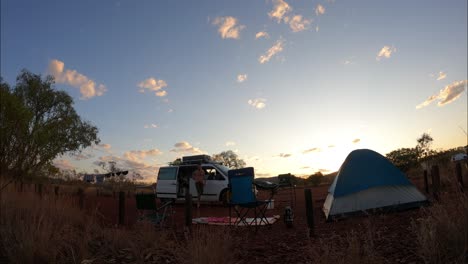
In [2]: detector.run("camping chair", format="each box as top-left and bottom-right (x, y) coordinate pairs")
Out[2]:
(135, 193), (173, 228)
(228, 167), (272, 228)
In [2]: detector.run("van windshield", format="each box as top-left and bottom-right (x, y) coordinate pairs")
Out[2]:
(213, 164), (230, 175)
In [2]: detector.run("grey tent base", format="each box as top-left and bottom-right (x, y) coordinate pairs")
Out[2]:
(325, 200), (430, 222)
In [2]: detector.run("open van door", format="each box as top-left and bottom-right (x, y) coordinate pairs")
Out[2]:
(156, 167), (178, 199)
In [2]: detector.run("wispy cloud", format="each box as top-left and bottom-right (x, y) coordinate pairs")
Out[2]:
(258, 39), (284, 64)
(352, 138), (361, 143)
(53, 159), (75, 170)
(212, 16), (245, 39)
(289, 15), (312, 32)
(436, 71), (447, 81)
(269, 0), (292, 23)
(303, 147), (321, 154)
(123, 149), (162, 162)
(170, 141), (203, 154)
(48, 59), (107, 100)
(416, 80), (467, 109)
(237, 74), (248, 83)
(315, 4), (325, 15)
(225, 141), (236, 147)
(248, 98), (267, 109)
(97, 144), (112, 150)
(255, 31), (269, 39)
(328, 145), (335, 148)
(138, 77), (168, 96)
(144, 124), (158, 129)
(342, 56), (356, 65)
(376, 46), (396, 61)
(277, 153), (292, 158)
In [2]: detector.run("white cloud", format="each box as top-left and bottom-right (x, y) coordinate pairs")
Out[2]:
(315, 4), (325, 15)
(416, 80), (467, 109)
(138, 77), (168, 96)
(212, 16), (245, 39)
(255, 31), (269, 39)
(48, 59), (107, 100)
(168, 109), (174, 113)
(376, 46), (396, 60)
(436, 71), (447, 81)
(237, 74), (248, 83)
(170, 141), (204, 154)
(269, 0), (292, 23)
(248, 98), (267, 109)
(315, 26), (320, 32)
(289, 15), (312, 32)
(258, 40), (284, 64)
(53, 159), (75, 170)
(144, 124), (158, 129)
(225, 141), (236, 147)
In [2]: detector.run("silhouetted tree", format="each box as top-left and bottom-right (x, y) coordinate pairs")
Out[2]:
(212, 150), (246, 169)
(0, 70), (100, 180)
(386, 148), (420, 172)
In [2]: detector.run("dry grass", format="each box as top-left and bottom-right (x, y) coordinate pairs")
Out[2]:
(310, 220), (385, 264)
(0, 184), (236, 264)
(412, 179), (468, 264)
(186, 225), (236, 264)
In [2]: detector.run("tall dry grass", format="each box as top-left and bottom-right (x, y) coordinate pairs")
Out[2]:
(0, 186), (237, 264)
(309, 220), (384, 264)
(412, 178), (468, 264)
(186, 225), (236, 264)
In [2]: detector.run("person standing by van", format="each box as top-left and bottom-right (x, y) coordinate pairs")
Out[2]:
(193, 165), (205, 208)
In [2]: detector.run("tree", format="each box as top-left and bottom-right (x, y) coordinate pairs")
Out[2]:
(212, 150), (246, 169)
(0, 70), (100, 179)
(416, 133), (434, 161)
(307, 172), (323, 187)
(386, 148), (420, 172)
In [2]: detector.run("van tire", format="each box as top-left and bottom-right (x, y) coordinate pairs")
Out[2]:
(219, 189), (229, 207)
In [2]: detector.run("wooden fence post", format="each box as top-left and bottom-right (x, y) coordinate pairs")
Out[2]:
(431, 165), (440, 201)
(304, 189), (315, 238)
(423, 170), (429, 194)
(77, 188), (84, 210)
(455, 162), (464, 191)
(119, 191), (125, 226)
(38, 184), (43, 198)
(184, 185), (192, 233)
(54, 186), (59, 196)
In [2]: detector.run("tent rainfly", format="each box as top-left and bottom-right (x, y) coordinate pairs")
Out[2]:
(323, 149), (428, 220)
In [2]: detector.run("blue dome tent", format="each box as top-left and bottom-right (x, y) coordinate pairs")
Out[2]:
(323, 149), (427, 220)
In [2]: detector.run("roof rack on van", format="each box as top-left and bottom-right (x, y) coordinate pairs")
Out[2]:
(181, 155), (213, 165)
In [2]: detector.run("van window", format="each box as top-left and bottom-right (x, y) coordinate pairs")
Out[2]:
(158, 167), (178, 180)
(204, 167), (224, 180)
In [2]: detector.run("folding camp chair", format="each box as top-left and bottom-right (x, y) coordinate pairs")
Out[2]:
(135, 193), (174, 228)
(228, 167), (272, 228)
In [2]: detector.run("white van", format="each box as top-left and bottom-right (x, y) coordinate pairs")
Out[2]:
(156, 155), (231, 204)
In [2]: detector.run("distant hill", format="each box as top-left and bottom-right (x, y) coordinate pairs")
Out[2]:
(256, 171), (338, 186)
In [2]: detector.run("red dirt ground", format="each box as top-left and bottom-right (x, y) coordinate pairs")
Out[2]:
(84, 177), (449, 263)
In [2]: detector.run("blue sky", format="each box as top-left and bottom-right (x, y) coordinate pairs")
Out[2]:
(1, 0), (467, 180)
